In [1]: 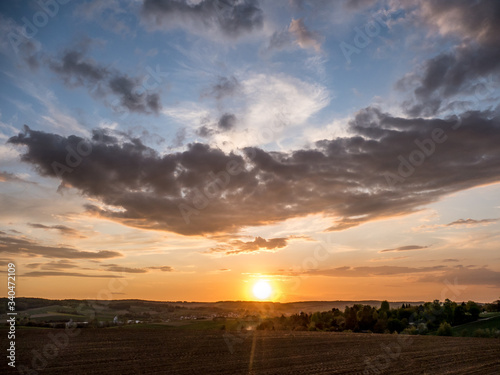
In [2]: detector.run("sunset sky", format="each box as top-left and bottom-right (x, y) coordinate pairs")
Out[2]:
(0, 0), (499, 303)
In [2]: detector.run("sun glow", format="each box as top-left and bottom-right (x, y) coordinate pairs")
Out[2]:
(252, 280), (272, 300)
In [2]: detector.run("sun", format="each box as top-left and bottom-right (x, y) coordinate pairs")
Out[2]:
(252, 280), (272, 300)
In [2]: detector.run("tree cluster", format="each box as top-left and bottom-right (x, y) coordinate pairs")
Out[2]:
(256, 299), (484, 335)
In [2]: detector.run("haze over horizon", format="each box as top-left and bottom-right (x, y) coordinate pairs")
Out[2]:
(0, 0), (499, 303)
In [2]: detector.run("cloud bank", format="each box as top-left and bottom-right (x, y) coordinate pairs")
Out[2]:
(7, 105), (500, 237)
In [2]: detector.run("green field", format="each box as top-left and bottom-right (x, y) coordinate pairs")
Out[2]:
(453, 314), (500, 336)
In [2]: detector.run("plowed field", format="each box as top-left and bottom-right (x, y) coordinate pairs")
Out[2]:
(4, 328), (500, 374)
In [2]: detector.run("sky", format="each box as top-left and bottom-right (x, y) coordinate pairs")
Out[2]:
(0, 0), (499, 303)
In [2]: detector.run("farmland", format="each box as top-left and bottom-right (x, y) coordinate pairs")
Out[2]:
(3, 327), (500, 374)
(452, 312), (500, 337)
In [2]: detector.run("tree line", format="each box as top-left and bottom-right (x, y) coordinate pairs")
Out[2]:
(256, 299), (500, 337)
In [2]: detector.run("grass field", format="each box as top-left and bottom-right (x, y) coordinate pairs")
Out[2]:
(453, 315), (500, 336)
(3, 328), (499, 374)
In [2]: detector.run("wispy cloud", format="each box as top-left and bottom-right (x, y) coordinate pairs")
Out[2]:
(209, 236), (288, 255)
(147, 266), (174, 272)
(48, 47), (162, 114)
(22, 271), (123, 278)
(0, 171), (36, 185)
(103, 264), (174, 273)
(416, 266), (500, 287)
(0, 232), (122, 259)
(447, 218), (499, 227)
(289, 18), (323, 52)
(370, 256), (409, 262)
(379, 245), (430, 253)
(416, 218), (499, 231)
(28, 223), (86, 238)
(280, 264), (500, 287)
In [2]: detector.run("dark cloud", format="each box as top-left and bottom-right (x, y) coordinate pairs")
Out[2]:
(109, 76), (161, 114)
(218, 113), (237, 131)
(447, 218), (498, 227)
(103, 264), (174, 273)
(7, 106), (500, 236)
(416, 217), (499, 231)
(442, 259), (459, 263)
(28, 223), (86, 238)
(22, 271), (123, 278)
(49, 49), (163, 114)
(148, 266), (174, 272)
(196, 125), (214, 138)
(289, 0), (375, 13)
(104, 264), (148, 274)
(49, 50), (108, 87)
(420, 0), (500, 46)
(210, 236), (288, 255)
(399, 0), (500, 116)
(379, 245), (429, 253)
(141, 0), (264, 39)
(0, 232), (122, 259)
(203, 76), (241, 101)
(401, 46), (500, 117)
(25, 260), (173, 275)
(102, 264), (173, 273)
(195, 112), (237, 138)
(343, 0), (378, 10)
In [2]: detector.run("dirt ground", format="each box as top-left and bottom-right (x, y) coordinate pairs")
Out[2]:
(3, 328), (500, 374)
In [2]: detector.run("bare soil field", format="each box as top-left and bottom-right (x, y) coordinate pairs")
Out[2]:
(4, 328), (500, 374)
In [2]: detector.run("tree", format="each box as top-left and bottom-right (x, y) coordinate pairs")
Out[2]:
(358, 305), (376, 331)
(380, 300), (390, 312)
(453, 304), (466, 325)
(387, 318), (405, 333)
(373, 317), (388, 333)
(466, 301), (481, 321)
(344, 305), (360, 331)
(443, 299), (456, 324)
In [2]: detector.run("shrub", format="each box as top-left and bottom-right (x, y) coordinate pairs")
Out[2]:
(417, 323), (428, 335)
(437, 322), (453, 336)
(473, 329), (488, 338)
(472, 328), (500, 338)
(402, 326), (418, 335)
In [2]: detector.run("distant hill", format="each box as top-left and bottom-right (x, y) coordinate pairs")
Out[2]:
(1, 297), (426, 317)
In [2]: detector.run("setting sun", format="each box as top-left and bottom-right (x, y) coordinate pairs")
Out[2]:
(252, 280), (272, 300)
